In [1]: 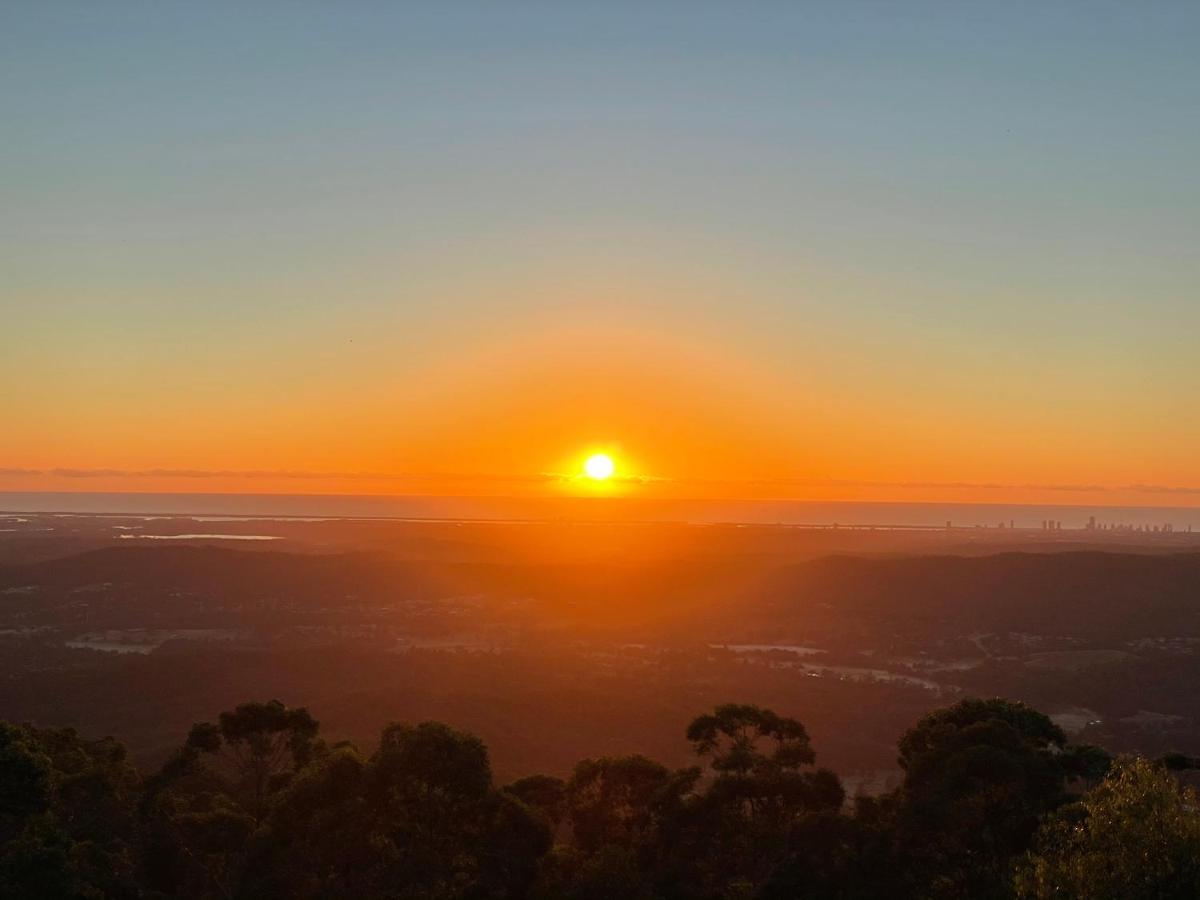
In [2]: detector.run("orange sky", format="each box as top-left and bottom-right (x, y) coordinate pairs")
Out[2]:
(4, 321), (1199, 508)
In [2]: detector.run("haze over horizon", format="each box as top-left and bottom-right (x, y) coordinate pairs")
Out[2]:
(6, 2), (1199, 506)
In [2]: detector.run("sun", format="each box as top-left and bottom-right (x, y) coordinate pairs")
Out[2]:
(583, 453), (615, 481)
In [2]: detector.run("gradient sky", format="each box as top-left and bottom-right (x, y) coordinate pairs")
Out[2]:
(4, 2), (1199, 504)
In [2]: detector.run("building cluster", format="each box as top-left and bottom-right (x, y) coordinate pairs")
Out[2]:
(1083, 515), (1192, 534)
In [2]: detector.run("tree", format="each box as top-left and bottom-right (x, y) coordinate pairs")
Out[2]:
(1059, 742), (1112, 787)
(897, 697), (1066, 771)
(1017, 757), (1200, 899)
(139, 700), (319, 898)
(891, 697), (1072, 899)
(566, 755), (696, 855)
(267, 720), (551, 899)
(686, 703), (842, 821)
(0, 695), (1155, 899)
(553, 755), (701, 899)
(186, 699), (320, 823)
(666, 704), (843, 897)
(0, 723), (140, 899)
(241, 745), (381, 898)
(0, 723), (50, 841)
(532, 845), (657, 900)
(688, 704), (815, 775)
(758, 808), (893, 900)
(506, 774), (568, 829)
(360, 720), (551, 898)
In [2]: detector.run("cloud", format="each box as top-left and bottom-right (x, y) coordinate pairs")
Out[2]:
(805, 479), (1110, 493)
(671, 477), (1112, 493)
(3, 467), (1200, 497)
(4, 466), (668, 487)
(540, 471), (671, 485)
(1124, 484), (1200, 495)
(5, 467), (559, 485)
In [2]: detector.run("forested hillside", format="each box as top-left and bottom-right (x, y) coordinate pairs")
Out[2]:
(4, 696), (1199, 898)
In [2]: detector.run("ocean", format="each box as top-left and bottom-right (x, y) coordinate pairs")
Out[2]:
(2, 491), (1198, 530)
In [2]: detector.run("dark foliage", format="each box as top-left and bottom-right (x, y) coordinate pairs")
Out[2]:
(7, 695), (1181, 899)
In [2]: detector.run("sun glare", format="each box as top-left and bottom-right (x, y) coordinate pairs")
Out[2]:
(584, 453), (615, 481)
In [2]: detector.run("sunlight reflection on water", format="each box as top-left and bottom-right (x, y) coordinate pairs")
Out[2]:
(116, 533), (280, 541)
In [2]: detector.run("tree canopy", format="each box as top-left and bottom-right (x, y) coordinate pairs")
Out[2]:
(3, 695), (1191, 899)
(1017, 756), (1200, 900)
